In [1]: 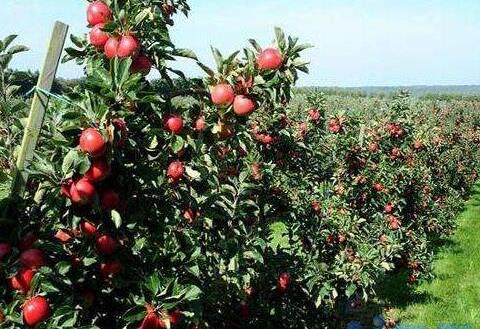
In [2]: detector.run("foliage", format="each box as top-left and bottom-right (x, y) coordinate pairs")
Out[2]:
(0, 1), (479, 329)
(0, 35), (30, 200)
(378, 183), (480, 327)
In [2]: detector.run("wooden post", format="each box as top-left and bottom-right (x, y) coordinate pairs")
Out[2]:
(10, 21), (69, 197)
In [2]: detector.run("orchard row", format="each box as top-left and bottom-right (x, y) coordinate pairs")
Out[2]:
(1, 1), (479, 328)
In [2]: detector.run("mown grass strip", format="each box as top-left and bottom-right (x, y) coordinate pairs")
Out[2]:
(389, 184), (480, 328)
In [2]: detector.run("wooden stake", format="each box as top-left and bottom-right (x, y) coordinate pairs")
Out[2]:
(10, 21), (69, 197)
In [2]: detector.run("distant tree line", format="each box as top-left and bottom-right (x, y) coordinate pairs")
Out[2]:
(8, 69), (480, 102)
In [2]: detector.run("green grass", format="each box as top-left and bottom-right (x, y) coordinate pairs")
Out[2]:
(379, 184), (480, 328)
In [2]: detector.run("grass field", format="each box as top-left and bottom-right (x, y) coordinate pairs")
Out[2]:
(375, 184), (480, 328)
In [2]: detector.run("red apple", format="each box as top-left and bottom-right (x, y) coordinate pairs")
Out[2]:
(167, 160), (184, 182)
(251, 162), (263, 181)
(240, 301), (249, 320)
(100, 189), (121, 210)
(308, 108), (320, 121)
(85, 157), (111, 182)
(257, 48), (283, 70)
(210, 84), (235, 107)
(163, 114), (184, 134)
(79, 128), (106, 157)
(233, 95), (256, 116)
(388, 216), (401, 230)
(139, 312), (161, 329)
(117, 34), (140, 58)
(169, 309), (182, 326)
(183, 208), (199, 223)
(104, 36), (119, 59)
(131, 54), (152, 75)
(311, 201), (321, 214)
(23, 296), (50, 327)
(19, 232), (38, 251)
(277, 272), (291, 293)
(0, 243), (11, 261)
(80, 220), (98, 236)
(194, 115), (206, 131)
(9, 268), (35, 294)
(87, 1), (112, 26)
(70, 178), (96, 205)
(81, 290), (96, 308)
(384, 202), (394, 214)
(112, 118), (128, 147)
(96, 234), (118, 255)
(54, 229), (73, 243)
(89, 23), (109, 49)
(20, 249), (47, 269)
(99, 260), (122, 278)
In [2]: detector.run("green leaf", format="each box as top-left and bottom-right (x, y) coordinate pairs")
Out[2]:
(182, 285), (202, 302)
(41, 281), (60, 293)
(288, 35), (298, 49)
(77, 152), (91, 174)
(148, 135), (159, 150)
(114, 57), (132, 88)
(293, 43), (314, 53)
(7, 45), (29, 55)
(268, 221), (290, 251)
(64, 47), (85, 61)
(274, 27), (286, 49)
(70, 34), (85, 48)
(225, 51), (240, 65)
(345, 284), (356, 298)
(5, 85), (20, 98)
(173, 48), (198, 60)
(62, 149), (79, 176)
(185, 166), (201, 180)
(134, 8), (151, 26)
(296, 65), (309, 74)
(167, 67), (186, 79)
(210, 46), (224, 71)
(228, 256), (238, 272)
(56, 261), (71, 275)
(111, 210), (122, 228)
(0, 54), (12, 67)
(83, 257), (97, 266)
(196, 61), (215, 77)
(123, 305), (146, 323)
(243, 250), (264, 264)
(188, 265), (200, 277)
(171, 135), (184, 153)
(0, 171), (12, 202)
(132, 237), (146, 254)
(102, 21), (119, 33)
(146, 273), (161, 296)
(2, 34), (17, 50)
(62, 149), (90, 177)
(248, 39), (262, 52)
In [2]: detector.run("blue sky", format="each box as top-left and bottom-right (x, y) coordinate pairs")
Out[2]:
(1, 0), (480, 86)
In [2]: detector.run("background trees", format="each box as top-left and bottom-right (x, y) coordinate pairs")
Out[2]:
(0, 1), (479, 328)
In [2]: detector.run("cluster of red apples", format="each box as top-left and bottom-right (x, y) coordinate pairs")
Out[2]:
(87, 1), (152, 75)
(210, 48), (284, 116)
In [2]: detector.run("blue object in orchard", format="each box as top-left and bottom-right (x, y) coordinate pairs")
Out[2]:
(347, 321), (364, 329)
(373, 315), (385, 328)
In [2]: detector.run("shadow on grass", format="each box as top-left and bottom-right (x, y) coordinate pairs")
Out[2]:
(353, 183), (480, 326)
(373, 268), (443, 313)
(464, 183), (480, 206)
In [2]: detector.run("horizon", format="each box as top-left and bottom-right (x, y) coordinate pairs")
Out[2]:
(1, 1), (480, 87)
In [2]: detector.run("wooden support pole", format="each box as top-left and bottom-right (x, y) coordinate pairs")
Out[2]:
(10, 21), (69, 197)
